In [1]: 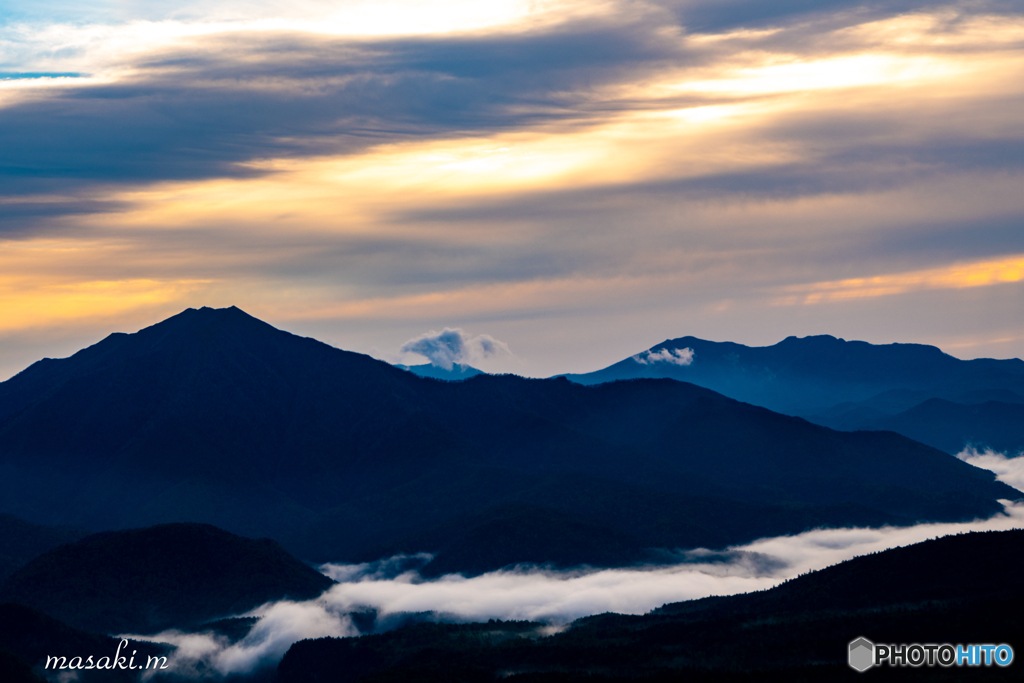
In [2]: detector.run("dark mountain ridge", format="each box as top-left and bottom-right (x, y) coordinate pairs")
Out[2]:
(0, 514), (89, 582)
(0, 523), (334, 634)
(0, 307), (1017, 570)
(0, 603), (168, 683)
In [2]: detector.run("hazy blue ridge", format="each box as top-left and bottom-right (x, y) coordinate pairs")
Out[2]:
(394, 363), (486, 381)
(559, 334), (1024, 454)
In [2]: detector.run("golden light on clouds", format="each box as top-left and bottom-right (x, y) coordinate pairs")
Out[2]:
(841, 11), (1024, 47)
(0, 239), (214, 332)
(265, 272), (684, 323)
(2, 3), (1024, 375)
(673, 53), (964, 97)
(776, 255), (1024, 306)
(0, 277), (213, 332)
(87, 119), (711, 235)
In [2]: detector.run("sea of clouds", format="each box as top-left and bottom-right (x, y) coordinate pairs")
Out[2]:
(128, 447), (1024, 677)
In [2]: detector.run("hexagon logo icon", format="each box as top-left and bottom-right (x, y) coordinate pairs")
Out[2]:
(849, 637), (875, 672)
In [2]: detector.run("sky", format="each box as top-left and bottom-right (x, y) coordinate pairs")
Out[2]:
(2, 0), (1024, 379)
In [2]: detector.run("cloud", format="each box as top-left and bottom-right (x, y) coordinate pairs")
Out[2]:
(11, 1), (1018, 200)
(0, 16), (686, 197)
(121, 452), (1024, 676)
(314, 502), (1024, 624)
(958, 447), (1024, 491)
(0, 198), (134, 238)
(773, 254), (1024, 305)
(661, 0), (1022, 33)
(128, 500), (1024, 677)
(400, 327), (511, 369)
(125, 602), (356, 677)
(633, 347), (694, 365)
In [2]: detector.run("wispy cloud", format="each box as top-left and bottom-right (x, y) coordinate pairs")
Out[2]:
(124, 602), (356, 677)
(959, 447), (1024, 489)
(773, 254), (1024, 305)
(130, 497), (1024, 675)
(400, 327), (511, 369)
(633, 347), (694, 365)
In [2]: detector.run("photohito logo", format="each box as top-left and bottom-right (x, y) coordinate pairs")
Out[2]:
(849, 637), (875, 672)
(848, 637), (1014, 671)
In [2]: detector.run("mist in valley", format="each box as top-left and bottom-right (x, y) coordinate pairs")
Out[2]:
(126, 449), (1024, 678)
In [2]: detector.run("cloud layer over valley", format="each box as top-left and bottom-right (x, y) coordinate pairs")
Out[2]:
(129, 449), (1024, 677)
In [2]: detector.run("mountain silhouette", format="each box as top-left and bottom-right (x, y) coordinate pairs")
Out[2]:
(0, 307), (1018, 569)
(0, 514), (89, 582)
(0, 603), (168, 682)
(0, 523), (334, 634)
(562, 334), (1024, 454)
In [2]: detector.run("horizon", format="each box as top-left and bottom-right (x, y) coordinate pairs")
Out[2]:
(3, 303), (1023, 383)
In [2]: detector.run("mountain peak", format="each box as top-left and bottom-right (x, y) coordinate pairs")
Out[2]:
(142, 304), (268, 334)
(563, 332), (1023, 418)
(779, 334), (842, 344)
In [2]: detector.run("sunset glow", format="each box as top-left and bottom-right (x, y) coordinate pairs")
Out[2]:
(2, 0), (1024, 376)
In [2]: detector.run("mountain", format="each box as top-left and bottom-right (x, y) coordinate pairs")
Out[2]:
(0, 649), (42, 683)
(0, 523), (334, 634)
(395, 363), (485, 380)
(0, 603), (168, 683)
(0, 514), (89, 581)
(277, 529), (1024, 682)
(856, 398), (1024, 455)
(355, 488), (898, 577)
(0, 307), (1018, 571)
(561, 334), (1024, 454)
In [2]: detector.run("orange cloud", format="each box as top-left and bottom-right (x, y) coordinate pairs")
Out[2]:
(774, 255), (1024, 306)
(0, 276), (213, 332)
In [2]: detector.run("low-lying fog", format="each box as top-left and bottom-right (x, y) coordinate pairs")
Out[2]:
(128, 448), (1024, 678)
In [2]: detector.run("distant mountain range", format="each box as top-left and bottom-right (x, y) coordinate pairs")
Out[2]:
(394, 363), (485, 381)
(0, 308), (1018, 573)
(562, 335), (1024, 455)
(278, 529), (1024, 682)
